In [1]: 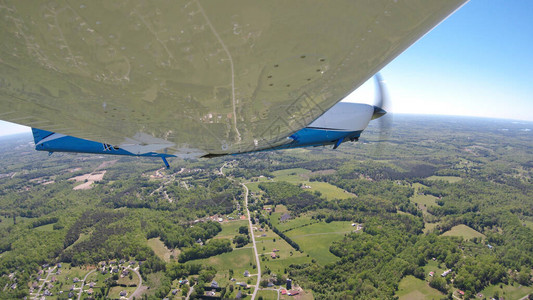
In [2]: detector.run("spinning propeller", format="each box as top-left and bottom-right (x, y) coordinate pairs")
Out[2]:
(371, 73), (393, 152)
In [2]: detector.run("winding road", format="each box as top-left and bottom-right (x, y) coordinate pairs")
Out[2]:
(77, 268), (95, 300)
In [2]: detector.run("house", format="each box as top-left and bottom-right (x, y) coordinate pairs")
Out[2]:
(288, 290), (299, 296)
(172, 289), (178, 295)
(244, 270), (250, 277)
(120, 290), (127, 296)
(273, 248), (279, 252)
(271, 252), (277, 259)
(57, 263), (62, 268)
(458, 290), (465, 296)
(487, 244), (494, 250)
(122, 269), (130, 276)
(237, 282), (247, 287)
(43, 289), (51, 296)
(73, 277), (80, 283)
(178, 279), (188, 285)
(112, 268), (119, 273)
(211, 281), (219, 288)
(441, 269), (452, 277)
(10, 283), (17, 290)
(267, 282), (274, 287)
(429, 271), (434, 277)
(281, 289), (287, 295)
(68, 291), (75, 298)
(280, 213), (291, 222)
(236, 291), (242, 299)
(206, 291), (216, 296)
(87, 288), (94, 295)
(89, 282), (95, 288)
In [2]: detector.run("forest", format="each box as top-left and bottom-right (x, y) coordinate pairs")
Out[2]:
(0, 115), (531, 299)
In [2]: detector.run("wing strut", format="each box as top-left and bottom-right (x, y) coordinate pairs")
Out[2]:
(161, 157), (170, 169)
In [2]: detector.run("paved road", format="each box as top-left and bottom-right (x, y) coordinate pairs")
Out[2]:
(243, 183), (261, 300)
(129, 267), (144, 300)
(77, 268), (96, 300)
(33, 266), (57, 300)
(185, 284), (194, 300)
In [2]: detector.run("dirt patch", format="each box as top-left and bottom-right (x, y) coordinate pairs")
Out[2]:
(70, 171), (106, 190)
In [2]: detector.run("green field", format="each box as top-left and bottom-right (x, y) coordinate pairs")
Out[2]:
(187, 247), (255, 286)
(271, 168), (311, 181)
(395, 275), (444, 300)
(270, 213), (314, 233)
(216, 220), (250, 240)
(271, 168), (354, 200)
(426, 176), (462, 183)
(257, 289), (279, 300)
(423, 223), (439, 234)
(423, 260), (448, 279)
(441, 224), (485, 240)
(480, 282), (533, 299)
(521, 219), (533, 231)
(285, 221), (353, 265)
(33, 223), (55, 231)
(147, 238), (174, 262)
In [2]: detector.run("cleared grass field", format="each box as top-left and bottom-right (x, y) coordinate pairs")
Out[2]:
(423, 223), (439, 234)
(441, 224), (485, 240)
(187, 247), (255, 285)
(33, 223), (55, 231)
(257, 289), (279, 300)
(395, 275), (444, 300)
(481, 282), (533, 300)
(147, 237), (174, 262)
(271, 168), (354, 200)
(426, 175), (462, 183)
(521, 219), (533, 230)
(285, 221), (353, 265)
(270, 213), (314, 233)
(271, 168), (311, 181)
(216, 220), (249, 240)
(423, 260), (447, 279)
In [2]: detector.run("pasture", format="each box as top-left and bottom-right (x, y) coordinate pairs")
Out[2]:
(285, 221), (354, 265)
(441, 224), (485, 240)
(395, 275), (444, 300)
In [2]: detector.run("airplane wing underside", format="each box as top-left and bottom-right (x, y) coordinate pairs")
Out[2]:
(0, 1), (466, 157)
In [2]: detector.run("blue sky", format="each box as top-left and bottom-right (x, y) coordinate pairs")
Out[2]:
(346, 0), (533, 122)
(1, 0), (532, 136)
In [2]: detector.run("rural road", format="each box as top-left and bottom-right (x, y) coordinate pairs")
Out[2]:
(220, 163), (261, 300)
(129, 267), (144, 300)
(33, 265), (57, 300)
(243, 183), (261, 300)
(78, 268), (95, 300)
